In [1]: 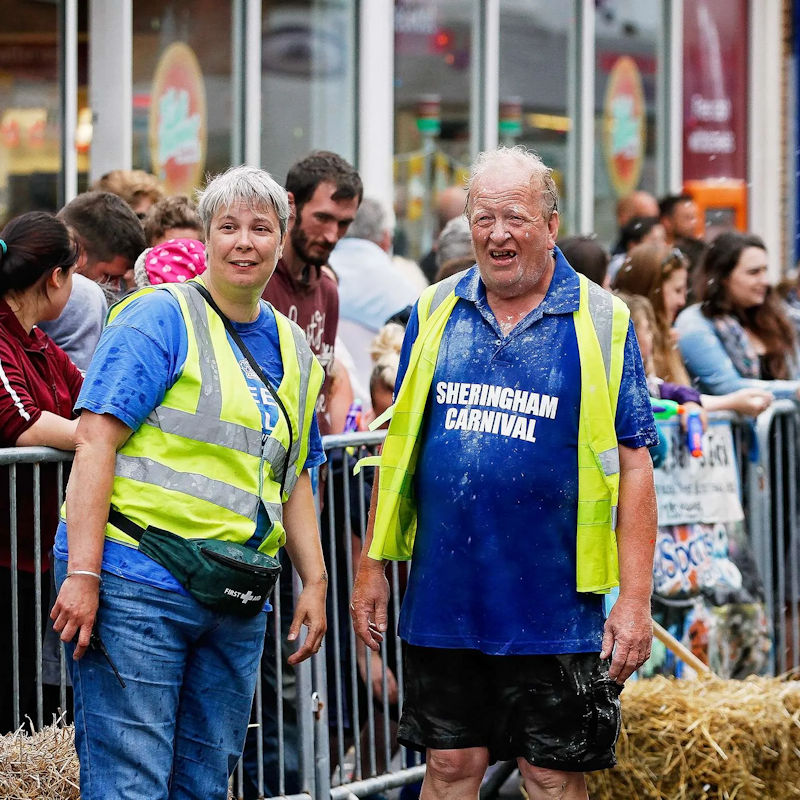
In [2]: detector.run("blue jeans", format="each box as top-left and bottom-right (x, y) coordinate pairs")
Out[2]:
(54, 559), (267, 800)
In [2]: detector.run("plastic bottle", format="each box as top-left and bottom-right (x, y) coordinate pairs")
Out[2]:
(343, 399), (362, 433)
(680, 407), (704, 458)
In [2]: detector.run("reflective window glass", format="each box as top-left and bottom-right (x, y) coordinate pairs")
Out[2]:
(261, 0), (357, 181)
(394, 0), (472, 262)
(594, 0), (661, 246)
(499, 0), (572, 233)
(132, 1), (232, 196)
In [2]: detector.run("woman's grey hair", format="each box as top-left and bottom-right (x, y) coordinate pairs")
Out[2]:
(196, 165), (290, 238)
(466, 146), (558, 219)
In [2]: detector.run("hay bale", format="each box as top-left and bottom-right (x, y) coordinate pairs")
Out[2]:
(0, 723), (238, 799)
(586, 676), (800, 800)
(0, 723), (79, 800)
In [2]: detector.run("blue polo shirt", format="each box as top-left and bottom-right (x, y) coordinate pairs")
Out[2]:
(395, 253), (657, 655)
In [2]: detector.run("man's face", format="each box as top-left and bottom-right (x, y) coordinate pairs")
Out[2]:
(670, 200), (699, 239)
(290, 181), (359, 266)
(80, 253), (131, 290)
(468, 168), (559, 301)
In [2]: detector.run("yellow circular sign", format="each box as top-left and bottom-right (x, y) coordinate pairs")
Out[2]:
(602, 56), (646, 197)
(148, 42), (207, 196)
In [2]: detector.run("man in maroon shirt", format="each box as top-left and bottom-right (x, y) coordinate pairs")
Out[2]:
(262, 151), (362, 435)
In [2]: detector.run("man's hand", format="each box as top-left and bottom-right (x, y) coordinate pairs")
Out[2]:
(350, 557), (390, 652)
(600, 595), (652, 683)
(51, 574), (100, 660)
(287, 579), (327, 665)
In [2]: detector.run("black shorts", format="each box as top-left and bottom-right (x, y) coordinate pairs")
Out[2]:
(397, 645), (622, 772)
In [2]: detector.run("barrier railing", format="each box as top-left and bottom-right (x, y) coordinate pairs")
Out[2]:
(2, 403), (799, 797)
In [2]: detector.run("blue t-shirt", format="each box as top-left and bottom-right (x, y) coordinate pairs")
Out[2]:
(53, 288), (325, 599)
(395, 254), (657, 655)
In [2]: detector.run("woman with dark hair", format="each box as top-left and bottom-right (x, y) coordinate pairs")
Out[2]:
(613, 241), (773, 416)
(0, 211), (83, 732)
(675, 231), (800, 399)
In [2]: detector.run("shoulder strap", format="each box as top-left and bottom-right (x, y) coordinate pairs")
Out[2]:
(189, 281), (293, 499)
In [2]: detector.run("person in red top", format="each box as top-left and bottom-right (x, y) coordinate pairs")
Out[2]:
(262, 150), (362, 436)
(0, 211), (83, 732)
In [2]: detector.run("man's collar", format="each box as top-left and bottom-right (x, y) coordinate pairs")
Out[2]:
(454, 246), (580, 315)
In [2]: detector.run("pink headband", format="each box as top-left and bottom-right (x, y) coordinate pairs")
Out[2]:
(145, 238), (206, 285)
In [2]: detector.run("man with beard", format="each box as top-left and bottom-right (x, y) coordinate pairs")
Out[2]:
(242, 152), (361, 799)
(262, 151), (362, 434)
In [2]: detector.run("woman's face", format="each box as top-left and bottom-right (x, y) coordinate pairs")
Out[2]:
(206, 201), (285, 295)
(661, 267), (688, 323)
(724, 246), (769, 310)
(44, 264), (77, 322)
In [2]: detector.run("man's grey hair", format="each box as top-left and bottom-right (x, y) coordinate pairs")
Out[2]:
(436, 216), (474, 269)
(466, 146), (558, 219)
(345, 197), (387, 244)
(196, 165), (290, 239)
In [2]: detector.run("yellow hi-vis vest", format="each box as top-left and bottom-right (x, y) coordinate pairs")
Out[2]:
(93, 279), (323, 556)
(361, 270), (630, 593)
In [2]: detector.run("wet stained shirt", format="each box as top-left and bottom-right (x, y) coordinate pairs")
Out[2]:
(395, 254), (657, 655)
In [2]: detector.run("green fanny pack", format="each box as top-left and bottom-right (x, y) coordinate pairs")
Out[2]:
(108, 509), (281, 618)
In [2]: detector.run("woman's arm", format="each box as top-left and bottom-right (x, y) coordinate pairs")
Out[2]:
(49, 411), (132, 659)
(676, 306), (777, 395)
(15, 411), (79, 450)
(281, 470), (328, 665)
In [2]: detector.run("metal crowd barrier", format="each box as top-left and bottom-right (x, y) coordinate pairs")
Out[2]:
(3, 405), (799, 797)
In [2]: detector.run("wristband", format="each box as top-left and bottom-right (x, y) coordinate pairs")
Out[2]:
(66, 570), (102, 582)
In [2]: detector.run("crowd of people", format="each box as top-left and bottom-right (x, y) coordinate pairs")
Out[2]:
(1, 148), (798, 799)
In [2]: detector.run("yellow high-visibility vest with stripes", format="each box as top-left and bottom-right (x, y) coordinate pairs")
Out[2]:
(361, 271), (629, 594)
(76, 279), (323, 556)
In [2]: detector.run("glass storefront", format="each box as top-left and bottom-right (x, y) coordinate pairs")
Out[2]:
(593, 0), (661, 245)
(132, 1), (232, 197)
(393, 0), (472, 261)
(261, 0), (357, 182)
(498, 0), (572, 233)
(0, 1), (88, 223)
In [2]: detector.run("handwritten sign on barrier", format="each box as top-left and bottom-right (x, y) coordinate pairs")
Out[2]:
(653, 417), (743, 526)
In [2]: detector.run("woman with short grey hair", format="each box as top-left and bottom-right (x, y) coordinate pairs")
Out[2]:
(51, 165), (328, 800)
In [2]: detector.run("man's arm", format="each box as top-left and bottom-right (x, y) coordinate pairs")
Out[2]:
(282, 470), (328, 665)
(350, 470), (390, 651)
(600, 443), (656, 683)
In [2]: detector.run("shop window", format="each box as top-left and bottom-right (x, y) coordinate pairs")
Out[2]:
(132, 0), (232, 196)
(594, 0), (661, 247)
(394, 0), (472, 263)
(260, 0), (357, 182)
(498, 1), (572, 234)
(0, 1), (89, 223)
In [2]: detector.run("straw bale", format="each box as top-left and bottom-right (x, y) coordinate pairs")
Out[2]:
(0, 723), (79, 800)
(586, 676), (800, 800)
(0, 723), (238, 799)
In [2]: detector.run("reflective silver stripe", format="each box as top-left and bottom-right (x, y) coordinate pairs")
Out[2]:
(597, 446), (620, 477)
(263, 437), (288, 484)
(171, 284), (225, 419)
(264, 500), (284, 526)
(611, 505), (618, 529)
(283, 317), (316, 495)
(145, 407), (263, 456)
(116, 454), (259, 519)
(586, 280), (613, 382)
(428, 272), (464, 319)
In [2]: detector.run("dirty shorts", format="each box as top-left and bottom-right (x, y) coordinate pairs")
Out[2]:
(397, 645), (622, 772)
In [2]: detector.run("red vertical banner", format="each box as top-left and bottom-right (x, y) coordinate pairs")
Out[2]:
(682, 0), (748, 181)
